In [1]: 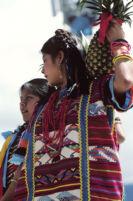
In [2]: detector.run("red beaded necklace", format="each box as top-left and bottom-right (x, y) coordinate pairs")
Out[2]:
(42, 90), (71, 158)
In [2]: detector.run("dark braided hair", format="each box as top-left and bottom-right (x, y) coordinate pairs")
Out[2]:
(41, 29), (90, 97)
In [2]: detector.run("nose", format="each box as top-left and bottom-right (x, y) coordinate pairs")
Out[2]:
(20, 100), (27, 107)
(42, 68), (47, 78)
(41, 64), (45, 74)
(20, 102), (25, 111)
(41, 68), (44, 74)
(20, 102), (25, 106)
(20, 102), (26, 113)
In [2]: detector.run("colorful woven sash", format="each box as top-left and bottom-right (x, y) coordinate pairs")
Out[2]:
(25, 85), (94, 201)
(78, 83), (92, 201)
(25, 105), (44, 201)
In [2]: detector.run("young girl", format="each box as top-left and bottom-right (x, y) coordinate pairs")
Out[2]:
(0, 78), (55, 201)
(13, 22), (133, 200)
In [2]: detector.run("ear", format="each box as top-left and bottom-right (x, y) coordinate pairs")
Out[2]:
(57, 50), (64, 64)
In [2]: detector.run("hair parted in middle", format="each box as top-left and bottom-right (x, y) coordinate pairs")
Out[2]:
(41, 29), (91, 97)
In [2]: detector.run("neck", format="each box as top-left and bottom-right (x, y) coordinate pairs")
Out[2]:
(60, 82), (67, 89)
(60, 76), (67, 89)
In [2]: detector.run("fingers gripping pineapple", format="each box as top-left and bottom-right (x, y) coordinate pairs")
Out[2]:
(79, 0), (133, 79)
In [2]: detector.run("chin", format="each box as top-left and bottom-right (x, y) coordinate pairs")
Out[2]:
(50, 82), (60, 87)
(48, 80), (57, 86)
(48, 81), (54, 86)
(23, 116), (29, 123)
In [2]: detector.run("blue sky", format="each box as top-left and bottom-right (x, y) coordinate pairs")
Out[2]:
(0, 0), (133, 185)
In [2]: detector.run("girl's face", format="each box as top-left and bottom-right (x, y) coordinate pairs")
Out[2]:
(41, 53), (67, 87)
(20, 89), (40, 122)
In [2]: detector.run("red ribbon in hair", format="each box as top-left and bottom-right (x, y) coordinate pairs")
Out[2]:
(94, 12), (123, 44)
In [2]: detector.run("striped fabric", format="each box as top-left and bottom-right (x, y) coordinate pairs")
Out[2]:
(13, 75), (133, 201)
(6, 132), (22, 188)
(0, 124), (27, 199)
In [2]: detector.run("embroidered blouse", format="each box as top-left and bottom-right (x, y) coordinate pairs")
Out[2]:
(14, 75), (133, 201)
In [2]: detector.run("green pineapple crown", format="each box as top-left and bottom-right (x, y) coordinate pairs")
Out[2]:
(78, 0), (133, 26)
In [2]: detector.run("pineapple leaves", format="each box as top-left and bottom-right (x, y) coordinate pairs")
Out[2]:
(78, 0), (133, 25)
(78, 0), (101, 10)
(80, 31), (89, 54)
(86, 6), (101, 11)
(124, 1), (133, 13)
(77, 1), (85, 11)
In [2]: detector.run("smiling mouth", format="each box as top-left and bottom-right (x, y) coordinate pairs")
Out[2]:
(21, 110), (28, 114)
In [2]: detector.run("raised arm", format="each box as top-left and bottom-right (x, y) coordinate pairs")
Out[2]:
(106, 19), (133, 94)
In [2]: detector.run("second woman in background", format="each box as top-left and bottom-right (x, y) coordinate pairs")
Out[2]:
(0, 78), (55, 201)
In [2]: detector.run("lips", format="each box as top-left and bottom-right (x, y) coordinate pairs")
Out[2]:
(21, 110), (28, 114)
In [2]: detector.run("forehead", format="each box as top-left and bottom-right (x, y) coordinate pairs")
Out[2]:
(42, 53), (51, 60)
(43, 53), (47, 58)
(21, 88), (33, 97)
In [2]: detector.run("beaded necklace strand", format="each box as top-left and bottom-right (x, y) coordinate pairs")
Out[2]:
(42, 90), (72, 158)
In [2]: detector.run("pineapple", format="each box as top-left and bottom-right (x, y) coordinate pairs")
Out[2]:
(78, 0), (133, 79)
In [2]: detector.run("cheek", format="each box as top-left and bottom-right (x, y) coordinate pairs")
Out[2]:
(45, 61), (52, 72)
(19, 103), (22, 111)
(49, 74), (58, 84)
(52, 67), (60, 78)
(47, 63), (57, 74)
(27, 104), (35, 115)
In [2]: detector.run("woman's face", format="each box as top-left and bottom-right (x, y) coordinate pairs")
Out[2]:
(20, 89), (40, 122)
(41, 53), (67, 87)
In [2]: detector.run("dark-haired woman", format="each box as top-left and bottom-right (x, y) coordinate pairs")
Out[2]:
(14, 22), (133, 201)
(0, 78), (55, 201)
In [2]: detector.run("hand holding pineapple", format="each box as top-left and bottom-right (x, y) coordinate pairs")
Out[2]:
(106, 19), (125, 44)
(78, 0), (133, 79)
(106, 18), (127, 57)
